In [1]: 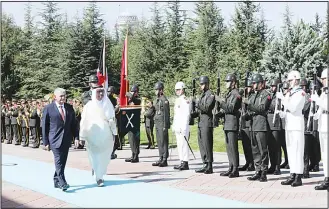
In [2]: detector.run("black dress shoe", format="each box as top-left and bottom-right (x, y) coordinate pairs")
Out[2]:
(204, 163), (213, 174)
(247, 171), (261, 181)
(220, 170), (232, 176)
(228, 171), (239, 178)
(152, 158), (163, 166)
(195, 163), (207, 173)
(281, 173), (296, 185)
(310, 165), (320, 172)
(174, 162), (183, 170)
(267, 166), (275, 174)
(61, 184), (70, 191)
(159, 160), (168, 167)
(111, 154), (117, 159)
(315, 178), (329, 190)
(125, 157), (132, 162)
(273, 166), (281, 175)
(291, 174), (302, 187)
(131, 157), (139, 163)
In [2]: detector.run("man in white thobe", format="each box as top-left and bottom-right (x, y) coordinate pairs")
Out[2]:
(277, 70), (306, 187)
(310, 68), (328, 190)
(172, 82), (191, 170)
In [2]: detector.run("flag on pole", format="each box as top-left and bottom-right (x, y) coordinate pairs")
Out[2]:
(96, 37), (108, 91)
(119, 33), (128, 107)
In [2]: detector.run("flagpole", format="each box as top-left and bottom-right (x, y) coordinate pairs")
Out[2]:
(103, 35), (106, 90)
(125, 27), (129, 95)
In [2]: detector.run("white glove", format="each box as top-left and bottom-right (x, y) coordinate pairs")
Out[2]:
(278, 110), (286, 118)
(276, 92), (284, 100)
(310, 94), (320, 103)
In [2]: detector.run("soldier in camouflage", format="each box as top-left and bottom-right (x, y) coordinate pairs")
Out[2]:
(81, 75), (99, 105)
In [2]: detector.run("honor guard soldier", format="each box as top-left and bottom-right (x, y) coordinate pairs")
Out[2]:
(20, 99), (30, 147)
(1, 102), (6, 143)
(277, 70), (306, 187)
(172, 82), (191, 170)
(300, 78), (313, 178)
(308, 81), (321, 172)
(243, 73), (271, 182)
(280, 82), (290, 169)
(29, 99), (40, 148)
(37, 99), (44, 145)
(144, 97), (155, 149)
(310, 68), (328, 190)
(82, 75), (99, 105)
(267, 78), (283, 175)
(73, 99), (84, 149)
(124, 84), (142, 163)
(215, 73), (242, 178)
(191, 76), (215, 174)
(238, 78), (255, 171)
(152, 81), (171, 167)
(4, 99), (12, 144)
(11, 98), (20, 145)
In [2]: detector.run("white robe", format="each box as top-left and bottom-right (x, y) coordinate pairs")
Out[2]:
(79, 89), (117, 181)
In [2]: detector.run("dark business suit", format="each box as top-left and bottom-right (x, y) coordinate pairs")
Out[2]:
(42, 102), (78, 188)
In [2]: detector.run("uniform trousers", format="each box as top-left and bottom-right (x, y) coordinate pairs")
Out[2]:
(175, 133), (189, 162)
(286, 131), (304, 174)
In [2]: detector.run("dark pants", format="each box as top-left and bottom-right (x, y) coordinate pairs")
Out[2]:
(251, 131), (269, 172)
(146, 125), (155, 146)
(198, 127), (214, 163)
(279, 129), (288, 164)
(1, 121), (6, 142)
(155, 124), (169, 159)
(225, 130), (239, 171)
(309, 131), (321, 166)
(11, 124), (20, 145)
(128, 130), (140, 158)
(5, 125), (12, 143)
(268, 130), (281, 167)
(29, 126), (39, 148)
(304, 133), (313, 172)
(52, 147), (69, 187)
(21, 127), (29, 146)
(241, 128), (253, 165)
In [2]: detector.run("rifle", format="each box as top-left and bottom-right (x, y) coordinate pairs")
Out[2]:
(189, 75), (197, 125)
(213, 71), (221, 127)
(240, 71), (250, 131)
(273, 72), (282, 124)
(307, 70), (317, 130)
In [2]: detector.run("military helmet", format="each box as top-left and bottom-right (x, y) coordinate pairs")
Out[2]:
(300, 78), (308, 86)
(225, 73), (237, 82)
(108, 86), (115, 93)
(246, 79), (253, 87)
(287, 70), (301, 80)
(270, 78), (281, 86)
(175, 81), (185, 90)
(154, 81), (164, 90)
(130, 84), (139, 92)
(282, 81), (289, 89)
(251, 73), (264, 83)
(89, 75), (98, 83)
(199, 76), (210, 84)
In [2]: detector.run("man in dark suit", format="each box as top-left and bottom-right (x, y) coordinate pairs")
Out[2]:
(42, 88), (79, 191)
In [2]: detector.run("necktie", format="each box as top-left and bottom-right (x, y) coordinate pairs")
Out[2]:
(59, 105), (65, 121)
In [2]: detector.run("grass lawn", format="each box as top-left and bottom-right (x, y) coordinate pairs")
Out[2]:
(133, 124), (245, 154)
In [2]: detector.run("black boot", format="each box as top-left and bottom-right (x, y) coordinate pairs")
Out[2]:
(179, 161), (189, 171)
(302, 166), (310, 178)
(281, 173), (296, 185)
(204, 162), (213, 174)
(247, 171), (261, 181)
(174, 161), (183, 170)
(152, 157), (163, 166)
(259, 171), (267, 182)
(228, 170), (239, 178)
(273, 165), (281, 175)
(195, 163), (207, 173)
(159, 158), (168, 167)
(310, 164), (320, 172)
(315, 177), (329, 190)
(111, 153), (117, 160)
(291, 174), (302, 187)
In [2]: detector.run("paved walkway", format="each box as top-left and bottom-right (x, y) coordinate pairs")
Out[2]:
(1, 144), (328, 208)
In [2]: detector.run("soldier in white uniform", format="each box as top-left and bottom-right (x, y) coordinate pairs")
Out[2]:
(277, 70), (306, 187)
(172, 82), (191, 170)
(310, 68), (328, 190)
